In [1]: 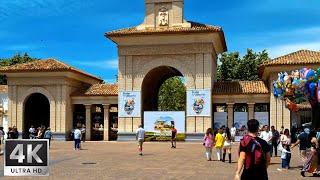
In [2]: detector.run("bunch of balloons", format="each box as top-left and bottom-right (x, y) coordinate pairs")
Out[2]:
(273, 67), (320, 112)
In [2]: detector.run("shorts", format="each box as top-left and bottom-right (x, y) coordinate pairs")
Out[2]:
(138, 139), (144, 146)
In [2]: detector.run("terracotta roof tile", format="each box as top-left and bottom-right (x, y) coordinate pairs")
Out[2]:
(72, 83), (118, 97)
(0, 85), (8, 93)
(0, 58), (102, 82)
(261, 50), (320, 67)
(212, 81), (269, 95)
(106, 21), (223, 37)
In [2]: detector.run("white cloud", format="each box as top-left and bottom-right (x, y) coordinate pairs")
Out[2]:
(266, 42), (320, 58)
(72, 59), (118, 70)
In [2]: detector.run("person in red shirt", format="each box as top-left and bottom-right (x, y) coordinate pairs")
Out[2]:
(171, 125), (177, 148)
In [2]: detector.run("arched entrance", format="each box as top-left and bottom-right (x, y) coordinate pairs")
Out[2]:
(23, 93), (50, 138)
(142, 66), (184, 113)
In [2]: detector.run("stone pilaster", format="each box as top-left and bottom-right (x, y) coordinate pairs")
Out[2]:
(103, 104), (110, 141)
(84, 104), (92, 141)
(227, 103), (234, 128)
(248, 103), (255, 120)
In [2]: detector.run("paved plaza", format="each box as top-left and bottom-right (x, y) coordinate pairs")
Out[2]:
(0, 141), (316, 180)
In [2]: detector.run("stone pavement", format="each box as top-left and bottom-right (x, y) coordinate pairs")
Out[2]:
(0, 141), (316, 180)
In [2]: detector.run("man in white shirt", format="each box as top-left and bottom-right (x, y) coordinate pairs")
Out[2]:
(231, 126), (236, 142)
(259, 125), (273, 156)
(136, 125), (145, 156)
(74, 125), (82, 151)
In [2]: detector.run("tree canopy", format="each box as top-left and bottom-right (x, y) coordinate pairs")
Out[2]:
(0, 53), (38, 84)
(217, 49), (269, 81)
(158, 76), (186, 111)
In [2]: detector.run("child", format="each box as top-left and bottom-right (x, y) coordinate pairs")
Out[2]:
(215, 129), (224, 161)
(277, 144), (291, 171)
(203, 128), (214, 161)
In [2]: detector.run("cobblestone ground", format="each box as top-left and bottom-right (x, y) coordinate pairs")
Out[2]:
(0, 141), (317, 180)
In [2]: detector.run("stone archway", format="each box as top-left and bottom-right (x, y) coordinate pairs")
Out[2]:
(23, 93), (50, 138)
(19, 87), (56, 137)
(141, 66), (183, 113)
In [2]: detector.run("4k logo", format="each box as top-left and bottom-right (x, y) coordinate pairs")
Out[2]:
(4, 140), (49, 176)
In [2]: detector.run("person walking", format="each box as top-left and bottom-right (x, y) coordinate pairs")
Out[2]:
(215, 129), (224, 161)
(171, 125), (177, 148)
(300, 130), (319, 177)
(235, 119), (271, 180)
(44, 127), (53, 148)
(271, 126), (280, 157)
(260, 125), (273, 157)
(136, 125), (145, 156)
(291, 128), (310, 164)
(73, 125), (82, 151)
(222, 127), (232, 163)
(203, 128), (214, 161)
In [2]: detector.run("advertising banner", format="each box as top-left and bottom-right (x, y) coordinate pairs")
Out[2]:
(187, 89), (211, 117)
(144, 111), (185, 141)
(118, 91), (141, 117)
(214, 112), (227, 129)
(234, 112), (248, 141)
(254, 112), (269, 127)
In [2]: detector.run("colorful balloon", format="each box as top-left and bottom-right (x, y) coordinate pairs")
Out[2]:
(306, 69), (316, 82)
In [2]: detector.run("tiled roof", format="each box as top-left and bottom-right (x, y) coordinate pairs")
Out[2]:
(212, 81), (269, 95)
(72, 83), (118, 97)
(261, 50), (320, 67)
(0, 58), (102, 82)
(0, 85), (8, 93)
(106, 21), (223, 37)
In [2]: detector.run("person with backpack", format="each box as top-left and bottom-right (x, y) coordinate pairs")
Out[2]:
(235, 119), (271, 180)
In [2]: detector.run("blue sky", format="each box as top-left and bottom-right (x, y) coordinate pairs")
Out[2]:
(0, 0), (319, 83)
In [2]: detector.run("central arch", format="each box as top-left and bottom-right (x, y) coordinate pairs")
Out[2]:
(23, 93), (50, 138)
(141, 66), (184, 113)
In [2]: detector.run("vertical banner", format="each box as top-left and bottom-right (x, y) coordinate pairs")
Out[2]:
(187, 89), (211, 116)
(118, 91), (141, 117)
(234, 112), (248, 141)
(144, 111), (185, 141)
(254, 112), (269, 127)
(214, 112), (227, 129)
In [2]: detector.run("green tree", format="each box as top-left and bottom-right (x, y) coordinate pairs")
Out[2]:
(217, 49), (269, 81)
(0, 53), (38, 84)
(158, 76), (186, 111)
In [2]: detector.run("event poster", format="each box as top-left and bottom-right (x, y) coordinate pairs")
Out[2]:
(144, 111), (185, 141)
(187, 89), (211, 117)
(118, 91), (141, 117)
(214, 112), (227, 129)
(254, 112), (269, 127)
(234, 112), (248, 141)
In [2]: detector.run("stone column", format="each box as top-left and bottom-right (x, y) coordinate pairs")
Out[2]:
(248, 103), (255, 120)
(103, 104), (110, 141)
(84, 104), (92, 141)
(227, 103), (234, 128)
